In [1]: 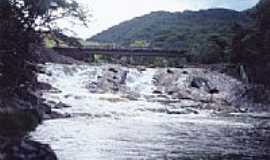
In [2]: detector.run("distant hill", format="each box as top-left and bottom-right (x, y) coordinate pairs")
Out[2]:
(88, 8), (252, 62)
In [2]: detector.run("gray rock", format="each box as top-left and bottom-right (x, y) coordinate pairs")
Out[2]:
(166, 108), (199, 115)
(44, 111), (71, 120)
(190, 77), (209, 89)
(153, 90), (163, 94)
(108, 67), (118, 73)
(0, 139), (57, 160)
(167, 69), (174, 74)
(137, 66), (146, 72)
(182, 70), (189, 74)
(54, 102), (72, 109)
(37, 82), (52, 91)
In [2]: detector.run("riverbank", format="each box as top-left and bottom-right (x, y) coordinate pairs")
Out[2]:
(0, 61), (58, 160)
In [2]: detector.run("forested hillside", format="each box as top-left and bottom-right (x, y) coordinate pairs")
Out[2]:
(232, 0), (270, 87)
(88, 9), (252, 63)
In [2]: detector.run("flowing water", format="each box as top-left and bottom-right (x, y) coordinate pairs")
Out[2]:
(32, 63), (270, 160)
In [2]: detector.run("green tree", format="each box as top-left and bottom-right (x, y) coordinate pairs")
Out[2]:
(0, 0), (88, 136)
(0, 0), (88, 95)
(232, 0), (270, 86)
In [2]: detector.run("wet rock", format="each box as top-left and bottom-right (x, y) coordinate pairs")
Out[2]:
(176, 65), (184, 68)
(0, 139), (57, 160)
(119, 71), (128, 84)
(143, 108), (167, 113)
(209, 88), (219, 94)
(167, 69), (174, 74)
(238, 107), (248, 113)
(54, 102), (72, 109)
(64, 94), (72, 98)
(44, 111), (71, 120)
(98, 97), (127, 103)
(153, 90), (163, 94)
(48, 88), (62, 94)
(204, 102), (237, 113)
(122, 92), (139, 101)
(40, 103), (52, 115)
(153, 70), (178, 88)
(108, 67), (118, 73)
(93, 66), (129, 93)
(87, 82), (98, 93)
(167, 91), (175, 95)
(111, 85), (119, 92)
(152, 76), (159, 85)
(166, 108), (199, 115)
(46, 100), (57, 106)
(174, 90), (192, 100)
(74, 96), (84, 100)
(190, 77), (209, 89)
(137, 66), (146, 72)
(0, 110), (40, 138)
(36, 82), (52, 90)
(0, 95), (45, 138)
(182, 71), (188, 74)
(166, 87), (181, 96)
(190, 77), (220, 95)
(107, 78), (115, 83)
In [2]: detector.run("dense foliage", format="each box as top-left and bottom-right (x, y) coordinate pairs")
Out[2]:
(0, 0), (87, 96)
(232, 0), (270, 86)
(0, 0), (87, 136)
(89, 9), (252, 63)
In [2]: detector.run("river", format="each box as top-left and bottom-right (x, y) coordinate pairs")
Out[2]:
(31, 63), (270, 160)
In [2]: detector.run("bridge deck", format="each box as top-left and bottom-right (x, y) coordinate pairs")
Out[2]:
(53, 47), (187, 57)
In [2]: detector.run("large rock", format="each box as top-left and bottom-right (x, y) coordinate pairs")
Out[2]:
(0, 110), (40, 138)
(92, 66), (129, 93)
(151, 67), (250, 112)
(0, 139), (57, 160)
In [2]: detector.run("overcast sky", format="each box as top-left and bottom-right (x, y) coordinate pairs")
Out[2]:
(63, 0), (259, 39)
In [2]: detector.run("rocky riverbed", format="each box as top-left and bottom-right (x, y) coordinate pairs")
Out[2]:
(31, 63), (270, 160)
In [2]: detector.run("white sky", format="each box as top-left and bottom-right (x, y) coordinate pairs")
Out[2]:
(62, 0), (259, 39)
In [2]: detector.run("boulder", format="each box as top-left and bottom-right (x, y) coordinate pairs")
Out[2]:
(166, 108), (199, 115)
(190, 77), (209, 89)
(0, 110), (40, 138)
(182, 70), (189, 74)
(108, 67), (118, 73)
(36, 82), (52, 91)
(190, 77), (219, 95)
(93, 66), (129, 93)
(153, 90), (163, 94)
(44, 111), (71, 120)
(137, 66), (146, 72)
(167, 69), (174, 74)
(0, 139), (57, 160)
(54, 102), (72, 109)
(119, 71), (128, 84)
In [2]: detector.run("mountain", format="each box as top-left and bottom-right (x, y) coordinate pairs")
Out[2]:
(88, 8), (252, 62)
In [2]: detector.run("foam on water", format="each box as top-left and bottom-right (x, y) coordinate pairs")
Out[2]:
(126, 68), (156, 96)
(32, 63), (270, 160)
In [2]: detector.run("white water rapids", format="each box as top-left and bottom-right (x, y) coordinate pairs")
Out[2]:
(31, 63), (270, 160)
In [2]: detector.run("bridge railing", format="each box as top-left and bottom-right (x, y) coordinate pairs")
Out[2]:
(53, 47), (187, 57)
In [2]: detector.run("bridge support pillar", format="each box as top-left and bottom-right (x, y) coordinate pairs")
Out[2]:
(88, 53), (95, 63)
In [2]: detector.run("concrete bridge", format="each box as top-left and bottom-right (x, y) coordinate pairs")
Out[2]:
(53, 47), (188, 62)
